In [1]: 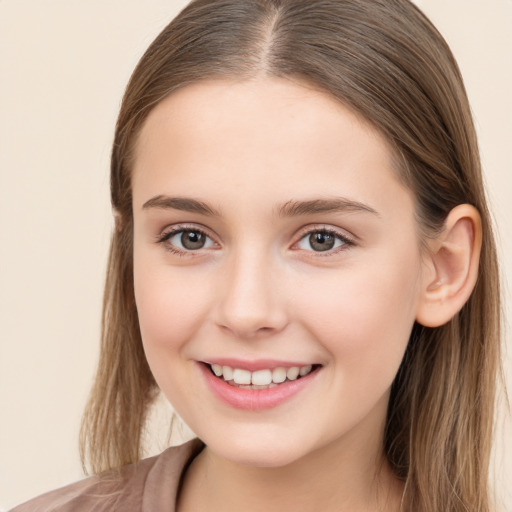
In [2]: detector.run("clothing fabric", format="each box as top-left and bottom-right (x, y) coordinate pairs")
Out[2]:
(10, 439), (204, 512)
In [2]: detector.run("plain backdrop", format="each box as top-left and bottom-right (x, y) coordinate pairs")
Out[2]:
(1, 0), (511, 509)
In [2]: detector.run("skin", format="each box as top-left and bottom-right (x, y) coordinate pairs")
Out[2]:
(130, 78), (478, 511)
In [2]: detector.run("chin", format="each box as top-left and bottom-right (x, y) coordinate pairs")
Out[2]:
(201, 430), (313, 468)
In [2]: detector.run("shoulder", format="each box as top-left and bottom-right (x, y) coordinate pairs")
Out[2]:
(9, 439), (204, 512)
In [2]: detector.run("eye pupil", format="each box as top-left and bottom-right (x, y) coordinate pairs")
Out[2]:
(309, 232), (335, 251)
(181, 230), (205, 250)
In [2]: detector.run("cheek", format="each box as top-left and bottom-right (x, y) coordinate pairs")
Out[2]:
(295, 257), (421, 378)
(133, 260), (210, 357)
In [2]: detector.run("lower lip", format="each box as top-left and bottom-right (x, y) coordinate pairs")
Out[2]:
(198, 363), (320, 411)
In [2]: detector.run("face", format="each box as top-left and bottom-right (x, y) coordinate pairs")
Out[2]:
(132, 78), (427, 468)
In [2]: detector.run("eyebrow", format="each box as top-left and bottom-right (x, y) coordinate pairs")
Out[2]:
(142, 195), (221, 216)
(276, 198), (379, 218)
(142, 195), (379, 218)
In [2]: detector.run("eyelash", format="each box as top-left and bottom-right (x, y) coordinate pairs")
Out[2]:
(156, 224), (355, 257)
(294, 227), (354, 257)
(156, 225), (215, 257)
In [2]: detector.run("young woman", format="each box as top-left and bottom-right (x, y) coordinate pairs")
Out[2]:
(11, 0), (502, 511)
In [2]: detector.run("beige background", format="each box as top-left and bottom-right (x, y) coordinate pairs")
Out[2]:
(1, 0), (511, 509)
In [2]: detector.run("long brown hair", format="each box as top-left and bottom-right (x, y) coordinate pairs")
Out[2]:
(80, 1), (502, 510)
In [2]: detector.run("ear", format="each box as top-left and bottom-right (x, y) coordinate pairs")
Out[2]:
(415, 204), (482, 328)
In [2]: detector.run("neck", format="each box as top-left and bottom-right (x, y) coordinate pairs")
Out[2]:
(177, 416), (404, 512)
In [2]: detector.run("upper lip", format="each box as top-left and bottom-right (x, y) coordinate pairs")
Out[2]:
(201, 358), (318, 372)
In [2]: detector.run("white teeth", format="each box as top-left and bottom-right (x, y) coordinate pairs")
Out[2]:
(286, 366), (300, 380)
(251, 369), (272, 386)
(233, 368), (251, 385)
(211, 364), (223, 376)
(272, 367), (287, 383)
(210, 364), (316, 384)
(299, 365), (312, 376)
(222, 366), (234, 380)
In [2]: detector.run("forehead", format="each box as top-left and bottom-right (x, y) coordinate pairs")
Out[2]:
(132, 78), (411, 218)
(135, 77), (387, 162)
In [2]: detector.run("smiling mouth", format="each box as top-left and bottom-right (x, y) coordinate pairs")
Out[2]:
(205, 363), (320, 390)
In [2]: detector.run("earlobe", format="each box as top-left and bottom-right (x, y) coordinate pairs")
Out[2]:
(416, 204), (482, 328)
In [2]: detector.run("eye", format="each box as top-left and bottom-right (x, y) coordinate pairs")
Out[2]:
(295, 229), (353, 253)
(158, 227), (216, 253)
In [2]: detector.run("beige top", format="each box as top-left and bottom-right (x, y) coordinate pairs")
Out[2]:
(10, 439), (204, 512)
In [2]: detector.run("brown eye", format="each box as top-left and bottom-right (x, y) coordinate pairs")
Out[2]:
(309, 232), (336, 252)
(160, 228), (216, 252)
(180, 230), (206, 250)
(296, 229), (352, 253)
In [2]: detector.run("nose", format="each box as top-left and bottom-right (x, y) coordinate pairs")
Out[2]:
(214, 249), (289, 340)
